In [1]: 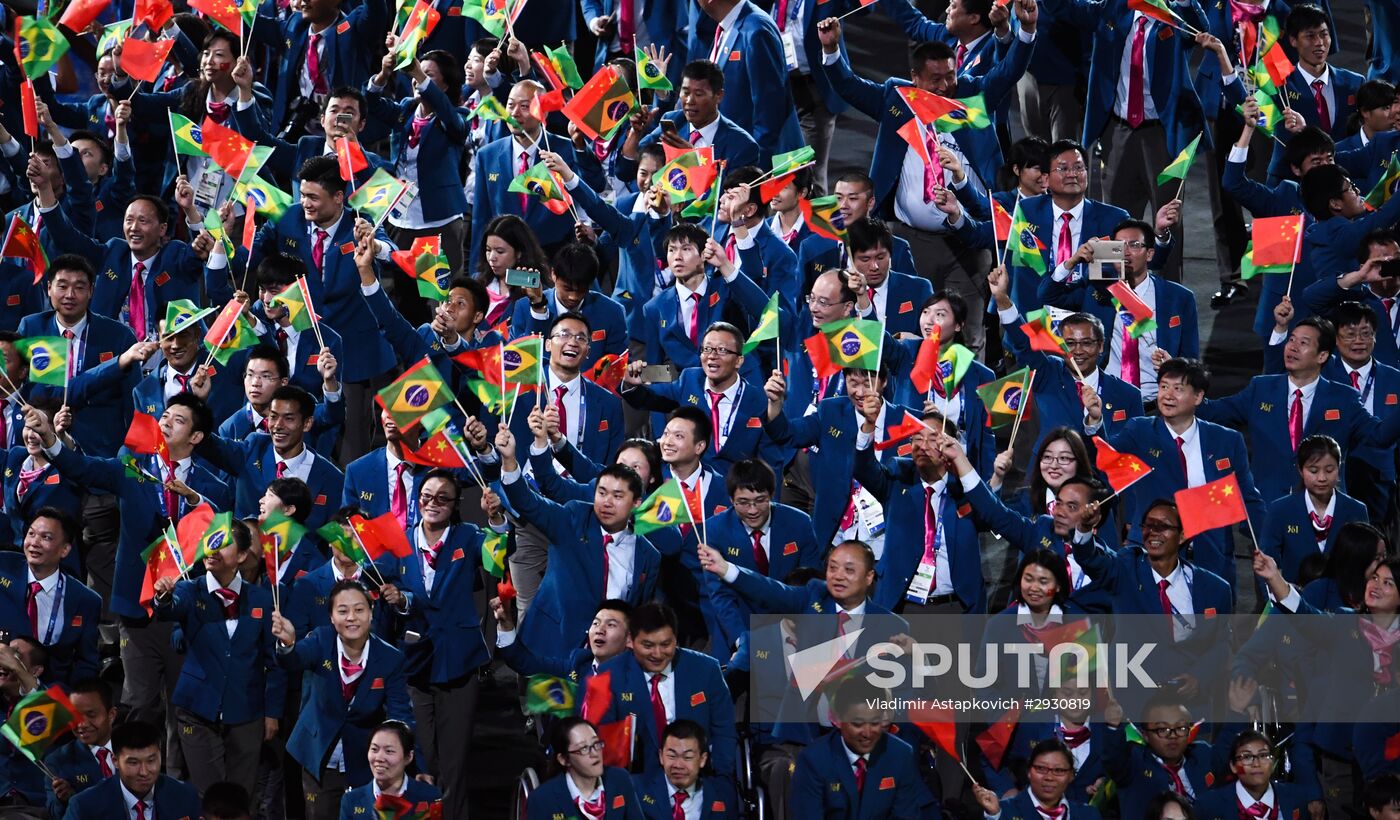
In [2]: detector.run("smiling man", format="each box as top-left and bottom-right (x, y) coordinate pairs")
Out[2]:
(61, 721), (201, 820)
(43, 679), (119, 816)
(0, 508), (101, 685)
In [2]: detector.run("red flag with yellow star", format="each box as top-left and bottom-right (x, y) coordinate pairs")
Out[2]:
(1250, 214), (1304, 267)
(1092, 435), (1152, 494)
(124, 412), (173, 468)
(189, 0), (244, 34)
(1174, 474), (1248, 540)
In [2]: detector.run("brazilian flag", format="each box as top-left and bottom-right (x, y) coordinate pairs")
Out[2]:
(15, 16), (69, 80)
(348, 168), (409, 225)
(1366, 155), (1400, 209)
(376, 357), (453, 430)
(15, 336), (67, 385)
(524, 675), (577, 716)
(933, 93), (989, 133)
(635, 45), (672, 92)
(742, 292), (780, 354)
(481, 528), (508, 578)
(0, 687), (78, 762)
(633, 477), (701, 535)
(235, 173), (293, 220)
(1008, 202), (1047, 275)
(317, 521), (370, 564)
(819, 318), (882, 372)
(169, 112), (208, 157)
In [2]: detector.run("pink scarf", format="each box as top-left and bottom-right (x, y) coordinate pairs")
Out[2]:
(1358, 616), (1400, 685)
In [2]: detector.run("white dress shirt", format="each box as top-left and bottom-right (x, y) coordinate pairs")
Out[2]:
(1152, 560), (1196, 642)
(1343, 359), (1376, 412)
(666, 782), (704, 820)
(119, 780), (155, 820)
(205, 572), (244, 639)
(547, 371), (585, 446)
(271, 445), (316, 483)
(1296, 64), (1336, 129)
(701, 377), (742, 451)
(25, 567), (64, 644)
(1049, 200), (1086, 279)
(1107, 275), (1161, 400)
(1169, 419), (1207, 487)
(1114, 12), (1161, 121)
(1286, 376), (1320, 428)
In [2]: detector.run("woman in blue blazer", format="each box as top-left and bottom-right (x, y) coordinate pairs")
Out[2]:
(3, 411), (84, 575)
(270, 579), (414, 820)
(527, 716), (643, 820)
(337, 721), (441, 819)
(1259, 435), (1371, 585)
(473, 215), (554, 329)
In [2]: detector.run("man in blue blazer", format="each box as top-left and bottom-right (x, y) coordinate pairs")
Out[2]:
(993, 271), (1143, 455)
(790, 677), (938, 819)
(847, 218), (932, 339)
(492, 597), (632, 697)
(795, 173), (918, 289)
(496, 429), (660, 661)
(1298, 234), (1400, 366)
(44, 679), (118, 818)
(231, 81), (389, 195)
(1085, 357), (1265, 586)
(341, 411), (436, 531)
(704, 459), (821, 656)
(1266, 5), (1363, 183)
(1038, 219), (1200, 402)
(582, 0), (685, 86)
(470, 82), (590, 261)
(617, 60), (763, 183)
(687, 0), (802, 159)
(507, 242), (629, 372)
(195, 385), (346, 528)
(129, 312), (248, 431)
(62, 721), (202, 820)
(710, 166), (800, 316)
(1096, 695), (1233, 820)
(1293, 165), (1400, 333)
(219, 344), (346, 458)
(1222, 107), (1326, 223)
(0, 509), (101, 685)
(1199, 314), (1400, 503)
(636, 720), (740, 819)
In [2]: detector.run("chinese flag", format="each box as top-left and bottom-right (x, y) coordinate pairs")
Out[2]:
(1092, 435), (1152, 494)
(991, 199), (1013, 243)
(895, 87), (962, 125)
(200, 117), (254, 178)
(242, 196), (257, 251)
(58, 0), (110, 33)
(975, 705), (1020, 769)
(188, 0), (242, 34)
(910, 705), (959, 761)
(134, 0), (173, 30)
(18, 81), (37, 140)
(909, 325), (941, 395)
(452, 344), (504, 386)
(597, 714), (634, 768)
(1251, 214), (1304, 267)
(1174, 474), (1248, 540)
(579, 671), (611, 723)
(759, 170), (797, 204)
(803, 332), (839, 379)
(1385, 730), (1400, 761)
(120, 37), (175, 83)
(175, 503), (216, 565)
(874, 414), (929, 451)
(584, 351), (628, 395)
(124, 412), (171, 466)
(354, 512), (414, 559)
(334, 137), (367, 183)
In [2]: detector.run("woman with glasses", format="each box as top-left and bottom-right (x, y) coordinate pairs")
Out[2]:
(375, 469), (493, 820)
(269, 580), (414, 820)
(1191, 731), (1309, 820)
(527, 716), (643, 819)
(992, 428), (1120, 552)
(336, 720), (441, 816)
(973, 738), (1103, 820)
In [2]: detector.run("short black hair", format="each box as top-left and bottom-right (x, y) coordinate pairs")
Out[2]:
(831, 539), (876, 573)
(552, 242), (601, 289)
(846, 217), (894, 256)
(597, 463), (644, 500)
(701, 321), (744, 353)
(628, 601), (679, 637)
(910, 40), (956, 74)
(255, 253), (308, 291)
(725, 458), (776, 498)
(639, 142), (667, 167)
(1059, 312), (1105, 342)
(267, 477), (313, 524)
(202, 782), (251, 820)
(1301, 164), (1353, 220)
(1364, 773), (1400, 811)
(167, 392), (215, 437)
(128, 194), (170, 225)
(1227, 729), (1273, 761)
(1356, 79), (1397, 114)
(1331, 299), (1378, 330)
(420, 50), (465, 104)
(681, 60), (724, 93)
(1029, 738), (1076, 771)
(45, 253), (96, 287)
(662, 718), (709, 750)
(1047, 139), (1088, 167)
(1113, 218), (1156, 243)
(245, 345), (291, 380)
(924, 291), (967, 327)
(833, 170), (875, 194)
(722, 165), (767, 218)
(1019, 549), (1073, 606)
(666, 405), (712, 449)
(269, 385), (315, 419)
(1284, 127), (1335, 176)
(1285, 3), (1330, 37)
(597, 599), (632, 622)
(373, 720), (416, 755)
(1361, 228), (1400, 261)
(665, 222), (711, 253)
(323, 86), (367, 117)
(1156, 357), (1210, 392)
(447, 275), (491, 319)
(27, 506), (76, 545)
(67, 678), (113, 710)
(327, 578), (374, 611)
(298, 155), (346, 196)
(1010, 136), (1050, 172)
(1293, 315), (1337, 354)
(549, 310), (592, 337)
(1297, 434), (1342, 468)
(829, 675), (890, 718)
(470, 37), (499, 56)
(112, 721), (163, 755)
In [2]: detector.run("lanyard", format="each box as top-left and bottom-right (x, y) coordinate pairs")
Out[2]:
(37, 573), (64, 645)
(62, 324), (88, 376)
(1358, 365), (1377, 407)
(710, 381), (744, 447)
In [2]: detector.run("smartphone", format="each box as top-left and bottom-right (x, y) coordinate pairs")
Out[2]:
(404, 630), (422, 644)
(505, 268), (541, 289)
(660, 119), (679, 139)
(1087, 239), (1126, 281)
(1382, 258), (1400, 279)
(335, 112), (352, 127)
(640, 364), (678, 383)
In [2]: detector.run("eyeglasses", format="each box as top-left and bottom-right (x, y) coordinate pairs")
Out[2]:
(1123, 240), (1148, 249)
(700, 346), (738, 358)
(731, 496), (771, 509)
(552, 332), (590, 344)
(1062, 339), (1102, 349)
(1141, 521), (1182, 534)
(1039, 454), (1077, 466)
(806, 294), (852, 310)
(569, 740), (605, 756)
(1051, 163), (1088, 175)
(1339, 328), (1377, 341)
(1233, 752), (1275, 765)
(1031, 764), (1074, 777)
(418, 494), (459, 508)
(1146, 725), (1194, 738)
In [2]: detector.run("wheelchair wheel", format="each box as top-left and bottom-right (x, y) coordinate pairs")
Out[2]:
(512, 766), (541, 820)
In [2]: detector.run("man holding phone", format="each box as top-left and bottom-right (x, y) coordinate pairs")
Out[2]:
(1297, 229), (1400, 367)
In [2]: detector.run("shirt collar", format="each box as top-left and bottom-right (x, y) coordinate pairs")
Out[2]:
(25, 567), (59, 593)
(549, 371), (583, 394)
(130, 250), (156, 271)
(371, 774), (406, 799)
(1152, 560), (1185, 588)
(1052, 199), (1085, 223)
(840, 738), (869, 766)
(770, 210), (805, 238)
(1297, 64), (1330, 86)
(1015, 603), (1064, 623)
(716, 2), (743, 33)
(417, 523), (450, 550)
(1079, 368), (1101, 392)
(675, 277), (709, 304)
(704, 376), (740, 401)
(1235, 782), (1276, 812)
(275, 443), (314, 472)
(119, 779), (152, 812)
(693, 116), (722, 145)
(1170, 419), (1200, 448)
(205, 572), (244, 596)
(960, 31), (991, 57)
(56, 314), (88, 338)
(331, 560), (359, 582)
(1287, 375), (1319, 399)
(837, 600), (866, 617)
(336, 634), (369, 668)
(1347, 359), (1374, 379)
(566, 772), (604, 803)
(1306, 491), (1336, 520)
(666, 782), (699, 803)
(206, 86), (238, 108)
(386, 446), (404, 470)
(311, 214), (343, 242)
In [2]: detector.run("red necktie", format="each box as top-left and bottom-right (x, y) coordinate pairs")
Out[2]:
(136, 800), (148, 820)
(518, 151), (531, 214)
(1312, 79), (1330, 129)
(311, 228), (329, 272)
(671, 790), (686, 820)
(1162, 760), (1188, 795)
(423, 539), (443, 570)
(1310, 511), (1332, 543)
(601, 533), (613, 596)
(751, 529), (768, 575)
(174, 372), (192, 393)
(593, 137), (610, 162)
(214, 586), (239, 619)
(164, 463), (179, 519)
(276, 327), (289, 356)
(1157, 578), (1174, 627)
(706, 389), (724, 453)
(687, 292), (701, 345)
(853, 757), (867, 792)
(340, 653), (363, 700)
(1352, 370), (1361, 390)
(836, 610), (851, 636)
(1175, 435), (1188, 479)
(554, 386), (569, 443)
(62, 329), (76, 378)
(1121, 311), (1140, 386)
(689, 129), (702, 146)
(922, 124), (944, 203)
(922, 485), (938, 571)
(1385, 297), (1396, 326)
(1037, 805), (1067, 819)
(129, 261), (147, 341)
(1239, 802), (1270, 819)
(724, 234), (737, 263)
(1060, 725), (1090, 748)
(1289, 388), (1303, 450)
(710, 24), (725, 62)
(207, 100), (231, 124)
(649, 672), (668, 741)
(307, 32), (327, 94)
(776, 0), (790, 30)
(96, 747), (112, 778)
(1127, 17), (1148, 128)
(1056, 213), (1073, 268)
(26, 582), (40, 635)
(407, 115), (431, 148)
(390, 462), (408, 528)
(618, 0), (636, 49)
(276, 461), (288, 479)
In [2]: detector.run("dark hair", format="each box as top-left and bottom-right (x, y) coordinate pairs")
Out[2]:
(27, 506), (76, 545)
(665, 222), (712, 253)
(1323, 521), (1390, 607)
(1292, 315), (1337, 354)
(846, 217), (894, 256)
(681, 60), (725, 93)
(666, 405), (712, 449)
(267, 477), (313, 524)
(298, 155), (346, 196)
(702, 320), (744, 352)
(924, 290), (968, 328)
(1331, 299), (1378, 331)
(1285, 3), (1330, 37)
(68, 130), (113, 168)
(830, 675), (890, 718)
(112, 721), (162, 754)
(547, 716), (596, 776)
(597, 598), (632, 622)
(447, 276), (491, 320)
(470, 37), (500, 56)
(1028, 738), (1076, 771)
(832, 170), (875, 194)
(1364, 773), (1400, 811)
(201, 782), (251, 819)
(1059, 312), (1104, 342)
(725, 458), (776, 498)
(128, 194), (170, 225)
(323, 86), (367, 118)
(1058, 474), (1108, 508)
(269, 385), (315, 419)
(1283, 127), (1335, 177)
(1144, 791), (1197, 820)
(910, 40), (956, 74)
(831, 539), (877, 573)
(1009, 136), (1050, 173)
(1301, 164), (1353, 220)
(1365, 556), (1400, 615)
(722, 165), (767, 219)
(961, 0), (994, 27)
(1112, 218), (1155, 243)
(1047, 139), (1088, 167)
(1017, 549), (1073, 607)
(548, 310), (592, 338)
(420, 469), (462, 523)
(327, 578), (374, 612)
(372, 720), (416, 756)
(1362, 228), (1400, 260)
(255, 253), (309, 291)
(167, 392), (215, 437)
(639, 142), (667, 168)
(68, 677), (113, 710)
(552, 243), (601, 289)
(1357, 79), (1397, 116)
(1228, 729), (1273, 761)
(1028, 428), (1091, 515)
(45, 253), (96, 287)
(615, 438), (662, 495)
(475, 215), (552, 290)
(333, 506), (365, 525)
(1297, 434), (1342, 468)
(1142, 689), (1192, 721)
(662, 718), (709, 750)
(598, 463), (644, 500)
(245, 346), (291, 381)
(420, 50), (465, 105)
(629, 601), (679, 637)
(1157, 358), (1210, 393)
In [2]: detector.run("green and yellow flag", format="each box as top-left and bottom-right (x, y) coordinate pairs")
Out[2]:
(259, 511), (307, 565)
(190, 512), (235, 565)
(376, 357), (453, 430)
(975, 366), (1031, 428)
(1236, 88), (1281, 137)
(742, 292), (780, 354)
(933, 93), (989, 132)
(0, 687), (78, 762)
(508, 162), (573, 215)
(465, 377), (506, 415)
(651, 148), (717, 205)
(502, 335), (543, 386)
(203, 208), (234, 259)
(938, 343), (974, 398)
(391, 235), (450, 300)
(524, 675), (577, 716)
(545, 43), (584, 89)
(203, 301), (258, 364)
(162, 298), (214, 336)
(348, 168), (409, 225)
(15, 16), (69, 80)
(800, 195), (846, 242)
(234, 172), (293, 220)
(770, 146), (815, 176)
(15, 336), (67, 385)
(482, 528), (508, 578)
(468, 95), (520, 129)
(818, 318), (882, 372)
(635, 45), (672, 91)
(169, 112), (208, 157)
(317, 521), (370, 565)
(1008, 202), (1047, 275)
(269, 279), (316, 332)
(1156, 133), (1201, 186)
(1365, 155), (1400, 209)
(633, 477), (703, 536)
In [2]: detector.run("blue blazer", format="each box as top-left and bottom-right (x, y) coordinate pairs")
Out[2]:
(636, 770), (739, 819)
(597, 648), (737, 778)
(285, 561), (394, 640)
(891, 346), (996, 478)
(43, 739), (108, 819)
(341, 449), (431, 529)
(380, 523), (492, 684)
(1300, 277), (1400, 368)
(1195, 0), (1298, 114)
(218, 395), (346, 462)
(861, 272), (932, 338)
(1260, 489), (1369, 583)
(156, 577), (285, 725)
(0, 554), (100, 685)
(132, 363), (245, 433)
(1198, 374), (1400, 502)
(526, 767), (644, 820)
(262, 4), (390, 130)
(198, 432), (346, 528)
(797, 234), (917, 292)
(1267, 66), (1365, 182)
(684, 1), (802, 160)
(716, 221), (800, 318)
(1095, 416), (1264, 585)
(338, 778), (441, 818)
(994, 791), (1101, 820)
(790, 729), (938, 820)
(854, 447), (986, 612)
(508, 378), (625, 484)
(376, 80), (470, 222)
(822, 35), (1030, 219)
(502, 475), (661, 659)
(638, 272), (770, 372)
(581, 0), (685, 85)
(280, 627), (414, 787)
(222, 320), (348, 402)
(1038, 273), (1201, 367)
(62, 773), (201, 820)
(705, 504), (822, 654)
(571, 181), (671, 326)
(1, 448), (85, 550)
(1192, 782), (1311, 820)
(470, 135), (586, 262)
(620, 111), (762, 183)
(1097, 722), (1226, 820)
(1222, 156), (1306, 218)
(508, 290), (630, 372)
(50, 445), (231, 620)
(230, 106), (390, 194)
(248, 207), (396, 383)
(1337, 130), (1400, 193)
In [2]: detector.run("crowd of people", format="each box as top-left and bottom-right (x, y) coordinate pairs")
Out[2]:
(0, 0), (1395, 816)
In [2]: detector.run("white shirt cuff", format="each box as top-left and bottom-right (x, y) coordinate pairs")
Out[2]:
(237, 96), (257, 111)
(959, 471), (981, 493)
(114, 142), (132, 161)
(563, 173), (580, 191)
(1017, 27), (1035, 43)
(721, 563), (740, 584)
(323, 387), (342, 402)
(1269, 328), (1287, 345)
(208, 245), (229, 270)
(367, 78), (386, 94)
(501, 465), (522, 484)
(496, 627), (517, 647)
(735, 230), (757, 251)
(528, 442), (551, 456)
(360, 281), (382, 296)
(821, 50), (840, 65)
(374, 239), (393, 261)
(485, 70), (504, 89)
(440, 334), (463, 351)
(1227, 145), (1249, 163)
(476, 448), (501, 465)
(1071, 527), (1094, 544)
(42, 439), (63, 460)
(855, 429), (874, 450)
(53, 143), (74, 159)
(415, 77), (432, 94)
(1224, 71), (1241, 85)
(0, 138), (20, 158)
(997, 306), (1021, 326)
(1051, 262), (1073, 283)
(530, 305), (549, 320)
(1274, 584), (1302, 612)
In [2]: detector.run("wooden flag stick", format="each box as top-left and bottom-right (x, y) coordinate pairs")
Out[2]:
(297, 276), (327, 350)
(348, 525), (389, 587)
(1007, 369), (1034, 445)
